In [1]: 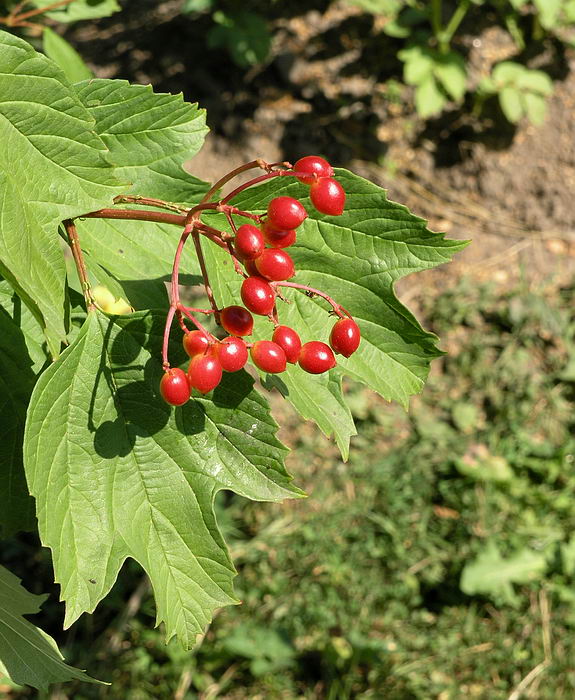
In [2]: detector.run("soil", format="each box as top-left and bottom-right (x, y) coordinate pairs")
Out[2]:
(63, 0), (575, 295)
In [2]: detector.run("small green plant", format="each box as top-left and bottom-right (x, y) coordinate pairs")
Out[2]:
(477, 60), (554, 125)
(350, 0), (575, 124)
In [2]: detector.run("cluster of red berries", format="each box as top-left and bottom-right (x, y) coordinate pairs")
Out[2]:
(160, 156), (359, 407)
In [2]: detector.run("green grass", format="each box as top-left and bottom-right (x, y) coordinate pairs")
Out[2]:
(9, 279), (575, 699)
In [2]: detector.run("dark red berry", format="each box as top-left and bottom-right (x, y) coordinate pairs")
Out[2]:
(255, 248), (295, 281)
(160, 368), (190, 406)
(244, 259), (259, 276)
(272, 325), (302, 364)
(267, 196), (307, 230)
(220, 305), (253, 336)
(241, 276), (276, 316)
(310, 177), (345, 216)
(298, 341), (336, 374)
(250, 340), (287, 374)
(261, 221), (297, 249)
(330, 318), (361, 357)
(215, 337), (248, 372)
(183, 330), (211, 358)
(294, 155), (334, 185)
(187, 354), (223, 394)
(234, 224), (265, 260)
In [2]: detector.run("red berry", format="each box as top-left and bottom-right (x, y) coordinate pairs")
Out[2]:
(261, 221), (297, 249)
(241, 276), (276, 316)
(234, 224), (265, 260)
(267, 196), (307, 230)
(183, 330), (211, 358)
(330, 318), (361, 357)
(272, 325), (302, 364)
(215, 337), (248, 372)
(250, 340), (287, 374)
(160, 368), (190, 406)
(310, 177), (345, 216)
(294, 155), (334, 185)
(244, 259), (259, 276)
(255, 249), (295, 281)
(187, 354), (223, 394)
(298, 341), (336, 374)
(220, 305), (254, 336)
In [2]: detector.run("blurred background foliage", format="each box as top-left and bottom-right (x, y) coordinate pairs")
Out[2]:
(1, 0), (575, 697)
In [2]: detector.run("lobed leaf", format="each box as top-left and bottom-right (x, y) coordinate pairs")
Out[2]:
(203, 169), (466, 455)
(24, 310), (301, 648)
(0, 565), (100, 690)
(0, 31), (124, 356)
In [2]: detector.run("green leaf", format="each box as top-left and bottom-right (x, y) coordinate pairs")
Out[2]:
(522, 91), (547, 126)
(415, 75), (446, 117)
(31, 0), (120, 22)
(0, 31), (124, 356)
(517, 69), (553, 96)
(534, 0), (562, 29)
(0, 565), (100, 690)
(492, 60), (525, 86)
(433, 51), (467, 101)
(182, 0), (214, 11)
(207, 11), (271, 68)
(499, 86), (524, 123)
(74, 217), (202, 310)
(24, 311), (302, 648)
(203, 170), (466, 453)
(75, 79), (210, 202)
(399, 45), (434, 85)
(42, 28), (92, 83)
(0, 309), (36, 535)
(461, 542), (547, 605)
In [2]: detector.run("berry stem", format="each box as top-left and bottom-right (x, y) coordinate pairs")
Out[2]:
(273, 281), (349, 318)
(177, 303), (216, 338)
(162, 304), (177, 370)
(63, 219), (96, 312)
(191, 229), (219, 316)
(221, 169), (312, 205)
(200, 159), (293, 204)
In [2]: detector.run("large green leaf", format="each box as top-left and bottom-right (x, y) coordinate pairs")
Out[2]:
(0, 565), (100, 690)
(75, 79), (209, 203)
(0, 308), (36, 535)
(202, 170), (466, 454)
(0, 31), (124, 356)
(24, 310), (302, 648)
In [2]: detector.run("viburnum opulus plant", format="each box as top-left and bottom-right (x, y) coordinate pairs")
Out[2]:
(0, 30), (466, 690)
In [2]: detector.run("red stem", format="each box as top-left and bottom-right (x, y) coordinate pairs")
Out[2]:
(221, 169), (311, 205)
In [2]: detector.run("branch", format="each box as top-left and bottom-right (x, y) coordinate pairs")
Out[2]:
(63, 219), (95, 311)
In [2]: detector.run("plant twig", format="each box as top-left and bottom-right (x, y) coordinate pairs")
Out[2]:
(1, 0), (75, 25)
(273, 280), (349, 318)
(63, 219), (95, 311)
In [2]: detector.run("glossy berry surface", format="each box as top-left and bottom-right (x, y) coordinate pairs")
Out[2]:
(250, 340), (287, 374)
(330, 318), (361, 357)
(310, 177), (346, 216)
(298, 341), (337, 374)
(294, 155), (334, 185)
(267, 196), (307, 231)
(216, 337), (248, 372)
(261, 222), (297, 249)
(187, 354), (223, 394)
(255, 248), (295, 281)
(220, 305), (253, 336)
(183, 330), (211, 358)
(241, 276), (276, 315)
(234, 224), (265, 260)
(272, 325), (302, 364)
(160, 368), (190, 406)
